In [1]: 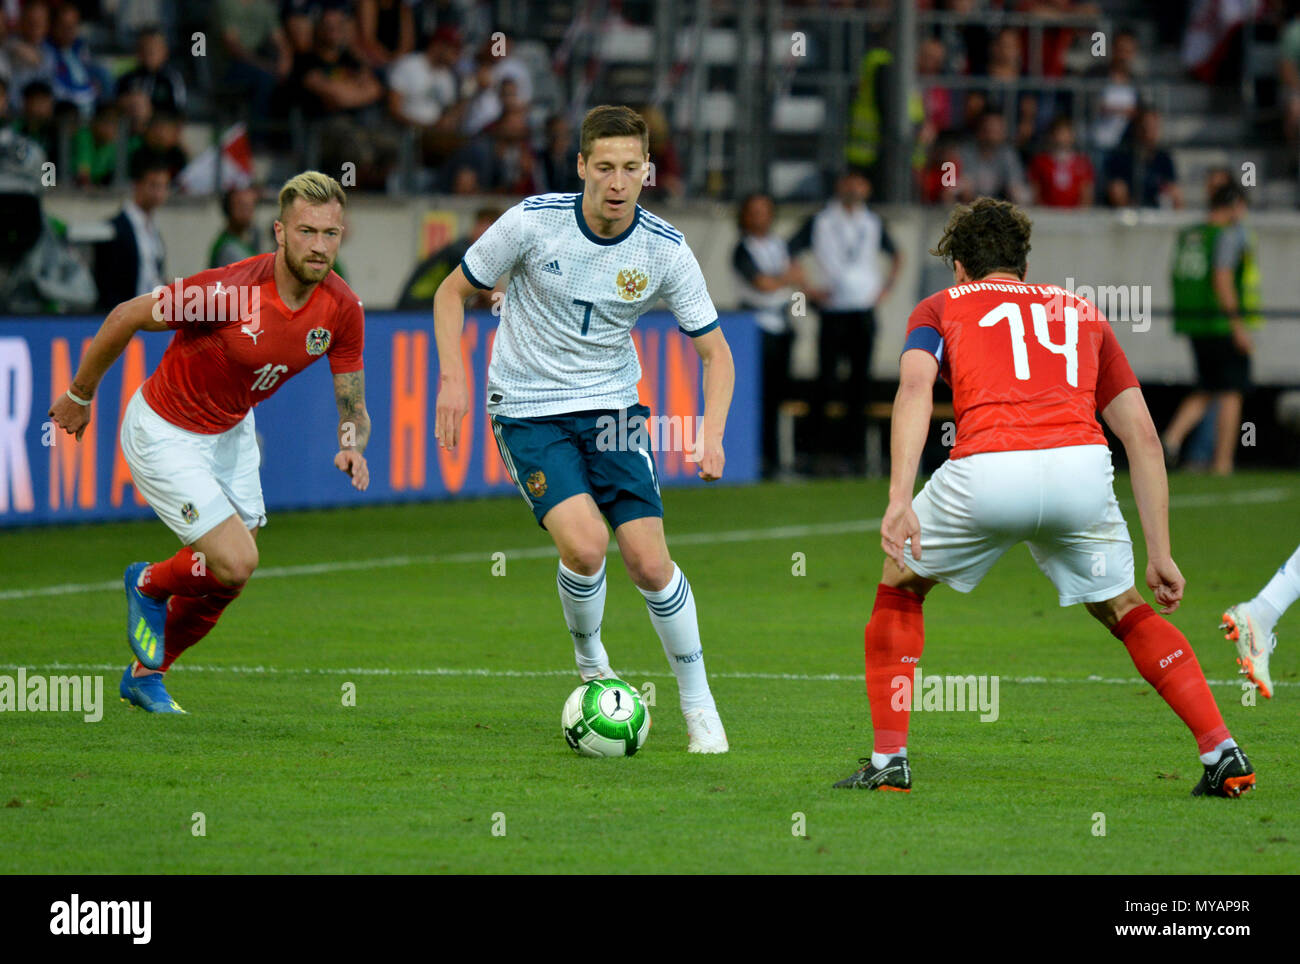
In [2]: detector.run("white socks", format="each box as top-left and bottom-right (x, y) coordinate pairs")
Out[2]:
(1251, 546), (1300, 639)
(557, 561), (610, 678)
(872, 747), (906, 769)
(1200, 737), (1238, 766)
(640, 564), (715, 713)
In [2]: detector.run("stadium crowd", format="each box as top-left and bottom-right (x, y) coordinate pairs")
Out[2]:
(911, 0), (1296, 209)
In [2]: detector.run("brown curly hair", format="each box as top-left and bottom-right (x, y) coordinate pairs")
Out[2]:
(929, 198), (1032, 281)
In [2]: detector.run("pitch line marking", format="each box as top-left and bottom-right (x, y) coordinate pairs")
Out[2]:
(0, 518), (882, 601)
(1, 662), (1290, 689)
(0, 486), (1291, 602)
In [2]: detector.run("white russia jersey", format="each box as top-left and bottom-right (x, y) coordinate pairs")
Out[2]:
(460, 192), (719, 417)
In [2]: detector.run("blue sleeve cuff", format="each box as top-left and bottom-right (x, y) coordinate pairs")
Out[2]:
(460, 257), (490, 290)
(902, 325), (943, 363)
(680, 318), (720, 338)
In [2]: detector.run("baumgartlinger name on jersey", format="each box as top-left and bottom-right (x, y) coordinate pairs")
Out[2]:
(460, 192), (719, 418)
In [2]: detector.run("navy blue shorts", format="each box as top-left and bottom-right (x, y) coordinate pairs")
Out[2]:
(490, 404), (664, 529)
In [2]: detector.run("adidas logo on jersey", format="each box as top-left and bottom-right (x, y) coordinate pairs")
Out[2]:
(542, 259), (563, 276)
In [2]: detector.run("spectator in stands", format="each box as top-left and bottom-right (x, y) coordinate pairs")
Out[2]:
(445, 104), (537, 194)
(917, 36), (955, 141)
(921, 132), (963, 204)
(988, 26), (1023, 83)
(940, 0), (991, 76)
(789, 167), (901, 473)
(982, 31), (1054, 155)
(732, 192), (809, 477)
(356, 0), (417, 70)
(481, 30), (534, 105)
(489, 104), (537, 195)
(459, 46), (503, 136)
(209, 186), (261, 267)
(14, 79), (57, 160)
(283, 8), (316, 59)
(1281, 7), (1300, 152)
(116, 26), (186, 114)
(73, 102), (121, 186)
(1103, 106), (1182, 208)
(1162, 183), (1261, 475)
(293, 8), (394, 189)
(1089, 27), (1141, 151)
(1183, 0), (1259, 86)
(955, 110), (1031, 204)
(1203, 166), (1233, 201)
(395, 206), (500, 311)
(1012, 91), (1043, 165)
(1017, 0), (1100, 77)
(6, 1), (53, 111)
(447, 164), (480, 194)
(295, 8), (385, 116)
(214, 0), (291, 122)
(955, 90), (988, 139)
(119, 85), (153, 142)
(640, 104), (685, 199)
(388, 24), (464, 168)
(44, 3), (106, 118)
(0, 16), (12, 89)
(1028, 115), (1094, 206)
(129, 107), (187, 178)
(538, 112), (582, 194)
(94, 150), (170, 311)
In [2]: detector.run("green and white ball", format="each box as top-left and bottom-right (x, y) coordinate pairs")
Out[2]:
(561, 679), (650, 757)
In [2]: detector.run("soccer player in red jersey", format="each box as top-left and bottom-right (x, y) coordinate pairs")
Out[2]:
(834, 199), (1254, 797)
(47, 171), (370, 713)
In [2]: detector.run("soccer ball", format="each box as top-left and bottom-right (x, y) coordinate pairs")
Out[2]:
(561, 679), (650, 757)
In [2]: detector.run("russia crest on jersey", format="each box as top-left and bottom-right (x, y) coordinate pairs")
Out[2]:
(616, 268), (649, 302)
(305, 327), (332, 355)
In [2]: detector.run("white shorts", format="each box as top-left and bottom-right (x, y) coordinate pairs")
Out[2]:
(119, 388), (266, 544)
(904, 444), (1134, 606)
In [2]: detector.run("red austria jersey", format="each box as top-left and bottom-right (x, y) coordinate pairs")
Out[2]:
(904, 279), (1139, 460)
(142, 253), (364, 434)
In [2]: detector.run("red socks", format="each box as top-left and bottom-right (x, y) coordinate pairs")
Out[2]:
(865, 584), (926, 755)
(159, 587), (242, 672)
(863, 590), (1230, 760)
(140, 546), (229, 598)
(1112, 603), (1231, 754)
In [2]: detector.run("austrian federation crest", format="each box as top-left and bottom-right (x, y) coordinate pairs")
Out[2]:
(180, 502), (199, 524)
(305, 327), (332, 355)
(526, 470), (547, 498)
(616, 268), (649, 302)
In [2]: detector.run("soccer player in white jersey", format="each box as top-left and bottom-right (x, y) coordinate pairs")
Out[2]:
(1221, 545), (1300, 698)
(432, 105), (735, 753)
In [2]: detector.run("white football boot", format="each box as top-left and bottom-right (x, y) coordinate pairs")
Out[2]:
(683, 706), (729, 753)
(1220, 603), (1277, 699)
(579, 664), (617, 683)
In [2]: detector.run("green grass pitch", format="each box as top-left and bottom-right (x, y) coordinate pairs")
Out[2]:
(1, 472), (1297, 874)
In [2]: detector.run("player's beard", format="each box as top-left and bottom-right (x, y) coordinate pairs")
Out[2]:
(284, 246), (333, 286)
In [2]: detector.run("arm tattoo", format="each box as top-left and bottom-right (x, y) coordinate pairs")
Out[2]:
(333, 370), (371, 454)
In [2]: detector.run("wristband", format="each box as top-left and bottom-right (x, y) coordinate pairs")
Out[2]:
(65, 389), (92, 406)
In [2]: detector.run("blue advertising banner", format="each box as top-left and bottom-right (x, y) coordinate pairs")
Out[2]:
(0, 311), (760, 527)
